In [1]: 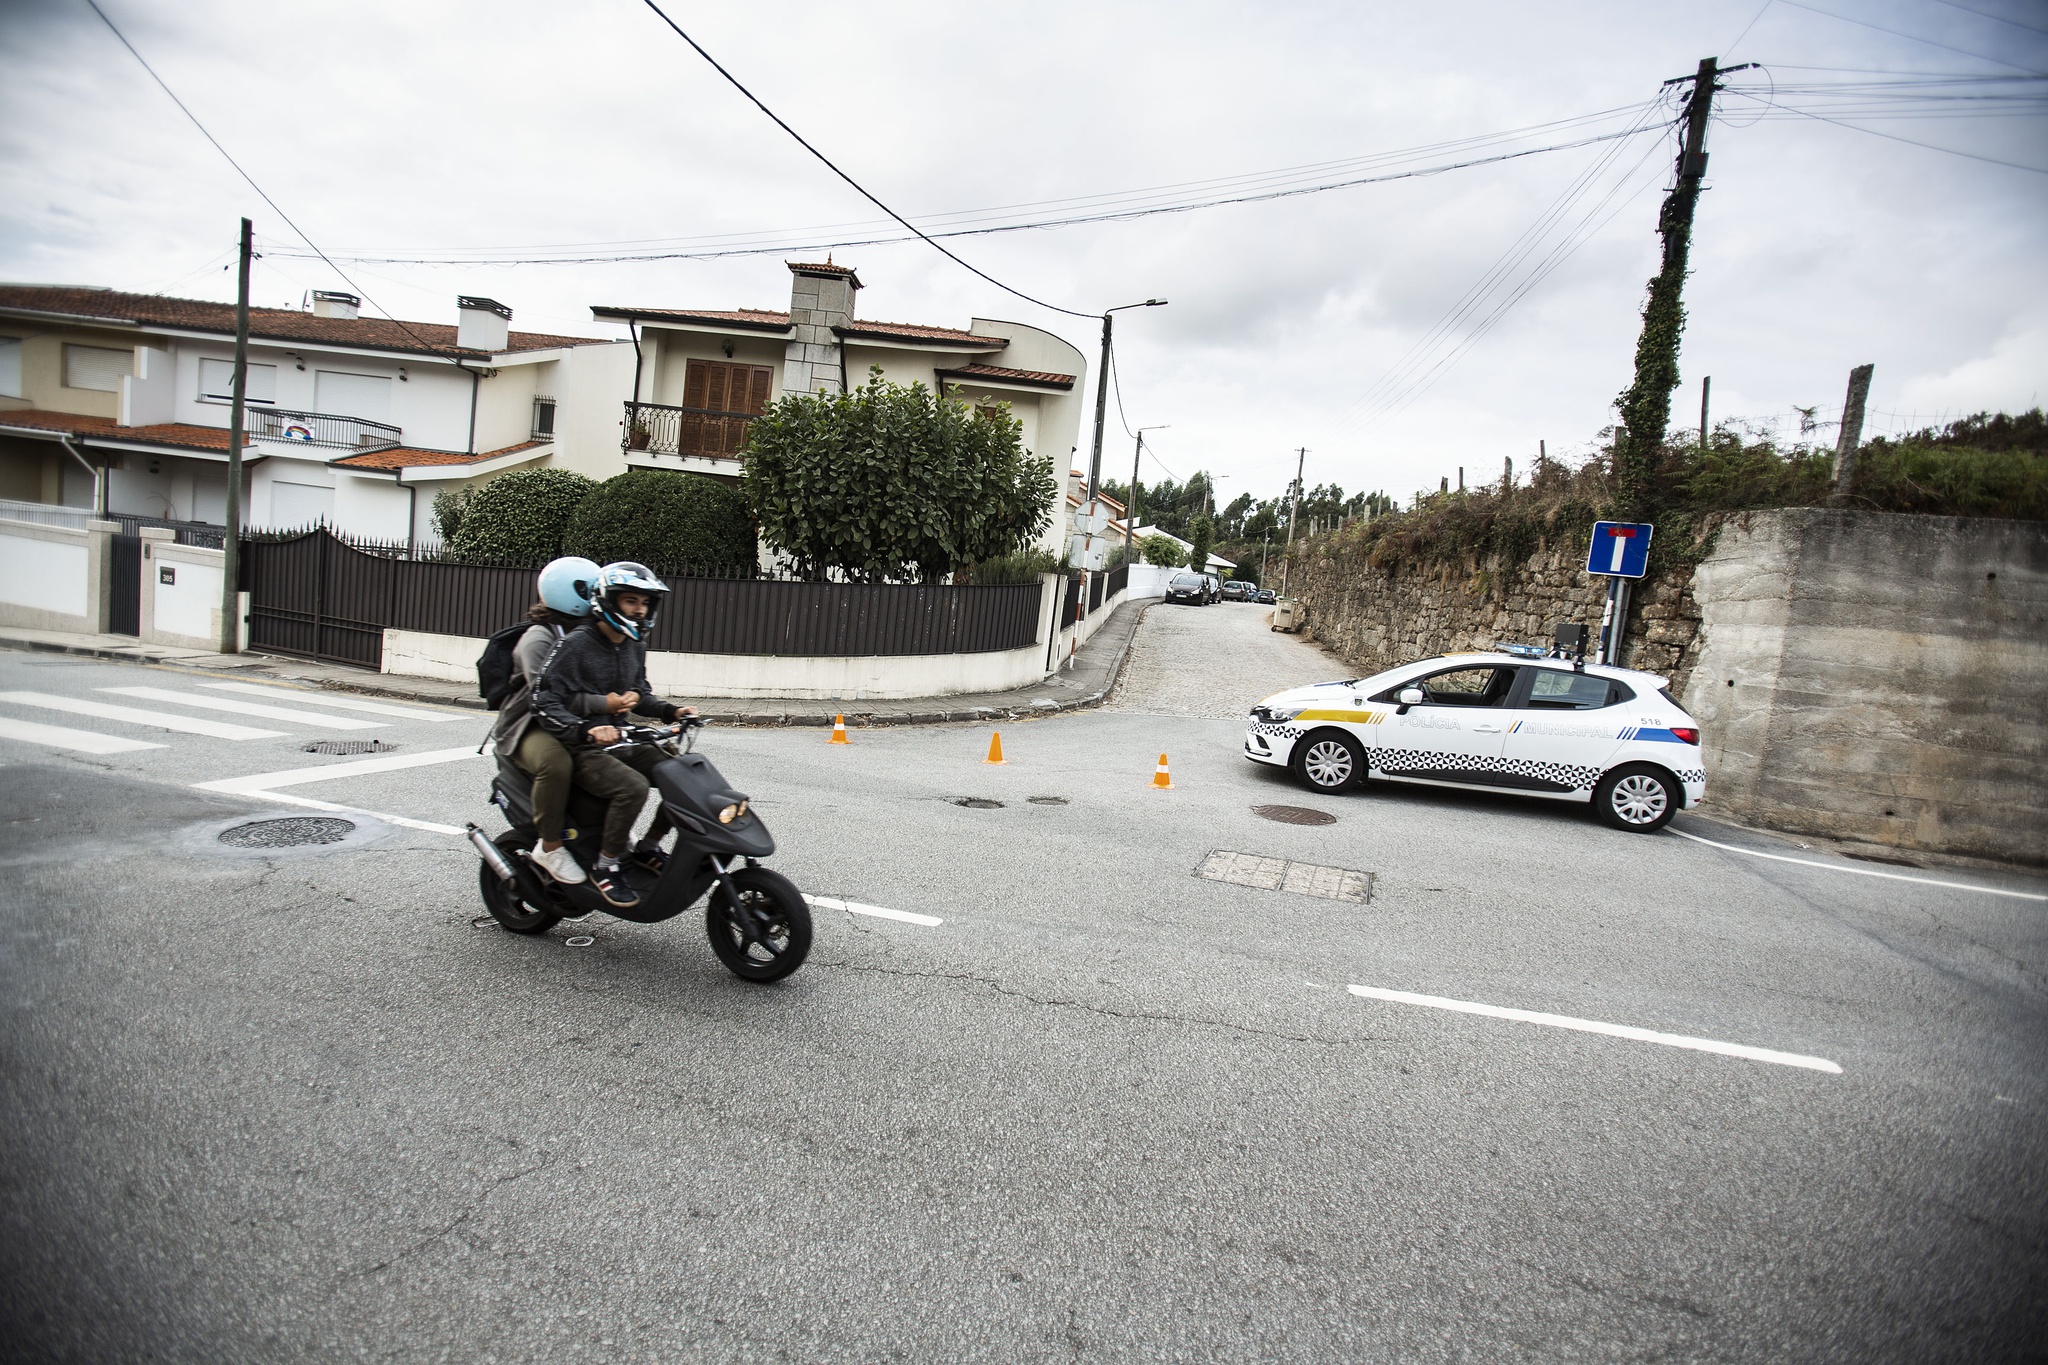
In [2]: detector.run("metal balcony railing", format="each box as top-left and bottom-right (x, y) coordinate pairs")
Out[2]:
(247, 406), (402, 452)
(623, 400), (756, 459)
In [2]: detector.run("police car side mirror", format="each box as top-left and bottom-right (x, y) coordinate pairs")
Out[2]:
(1395, 686), (1424, 714)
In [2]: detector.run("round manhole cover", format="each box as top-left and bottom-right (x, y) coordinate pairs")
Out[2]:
(302, 739), (394, 756)
(1027, 796), (1068, 806)
(951, 797), (1004, 810)
(218, 816), (357, 848)
(1253, 804), (1337, 826)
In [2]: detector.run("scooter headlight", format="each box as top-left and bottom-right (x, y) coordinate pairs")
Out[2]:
(717, 801), (748, 824)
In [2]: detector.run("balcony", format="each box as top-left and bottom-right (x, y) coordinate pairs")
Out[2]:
(247, 406), (402, 452)
(623, 400), (755, 460)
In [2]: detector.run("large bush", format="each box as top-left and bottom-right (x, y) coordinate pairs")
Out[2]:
(447, 468), (595, 562)
(741, 368), (1058, 581)
(1141, 533), (1185, 566)
(1185, 514), (1213, 573)
(564, 470), (756, 571)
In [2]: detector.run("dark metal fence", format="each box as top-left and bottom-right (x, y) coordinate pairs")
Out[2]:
(240, 527), (1043, 669)
(1101, 561), (1130, 606)
(1062, 574), (1082, 622)
(106, 512), (226, 548)
(109, 533), (140, 636)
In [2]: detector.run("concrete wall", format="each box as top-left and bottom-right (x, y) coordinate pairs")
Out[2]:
(135, 527), (246, 650)
(1683, 509), (2047, 863)
(0, 516), (113, 633)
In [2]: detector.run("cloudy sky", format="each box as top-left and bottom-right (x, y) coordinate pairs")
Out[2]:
(3, 0), (2043, 507)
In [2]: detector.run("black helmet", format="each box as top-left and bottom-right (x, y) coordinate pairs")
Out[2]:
(591, 561), (669, 641)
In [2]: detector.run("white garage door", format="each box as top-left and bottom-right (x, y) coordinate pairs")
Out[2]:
(271, 481), (335, 529)
(314, 370), (392, 421)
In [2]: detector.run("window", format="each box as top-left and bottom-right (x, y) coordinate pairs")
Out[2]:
(63, 344), (132, 392)
(199, 357), (278, 404)
(678, 358), (774, 457)
(0, 336), (19, 398)
(270, 480), (334, 528)
(1378, 665), (1518, 707)
(531, 393), (557, 441)
(1523, 669), (1621, 710)
(314, 370), (392, 421)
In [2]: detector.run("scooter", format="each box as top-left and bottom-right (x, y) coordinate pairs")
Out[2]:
(467, 719), (812, 982)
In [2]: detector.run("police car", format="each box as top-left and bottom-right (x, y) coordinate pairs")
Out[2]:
(1243, 647), (1705, 832)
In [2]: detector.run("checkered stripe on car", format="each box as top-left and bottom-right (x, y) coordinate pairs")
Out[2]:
(1369, 748), (1606, 792)
(1675, 768), (1706, 784)
(1249, 723), (1302, 740)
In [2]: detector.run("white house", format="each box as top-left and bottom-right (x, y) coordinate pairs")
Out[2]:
(0, 285), (630, 546)
(1131, 523), (1238, 576)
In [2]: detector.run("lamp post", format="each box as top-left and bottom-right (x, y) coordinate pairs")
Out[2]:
(1126, 424), (1168, 552)
(1086, 299), (1166, 501)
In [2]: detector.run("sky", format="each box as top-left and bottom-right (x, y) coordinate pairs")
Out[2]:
(2, 0), (2043, 509)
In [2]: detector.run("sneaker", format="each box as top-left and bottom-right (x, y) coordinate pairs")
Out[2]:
(529, 843), (586, 885)
(591, 863), (640, 909)
(629, 844), (668, 876)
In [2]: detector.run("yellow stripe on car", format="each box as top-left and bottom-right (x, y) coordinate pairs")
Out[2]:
(1294, 709), (1386, 724)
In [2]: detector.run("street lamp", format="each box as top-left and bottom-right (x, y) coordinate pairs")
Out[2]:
(1126, 424), (1168, 550)
(1086, 299), (1166, 501)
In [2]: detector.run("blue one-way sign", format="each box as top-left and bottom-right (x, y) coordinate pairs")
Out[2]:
(1586, 521), (1654, 578)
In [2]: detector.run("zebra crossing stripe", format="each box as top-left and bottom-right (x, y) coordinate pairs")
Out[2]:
(193, 745), (483, 794)
(198, 681), (471, 722)
(0, 691), (283, 740)
(0, 715), (165, 754)
(99, 686), (387, 731)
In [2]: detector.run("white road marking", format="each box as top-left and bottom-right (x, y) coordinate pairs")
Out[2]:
(0, 691), (283, 740)
(99, 686), (387, 731)
(198, 681), (469, 722)
(803, 894), (943, 927)
(193, 745), (483, 794)
(226, 786), (466, 836)
(1670, 827), (2047, 903)
(0, 715), (165, 754)
(1346, 984), (1843, 1074)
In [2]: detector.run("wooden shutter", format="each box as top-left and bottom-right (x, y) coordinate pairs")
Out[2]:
(680, 359), (775, 457)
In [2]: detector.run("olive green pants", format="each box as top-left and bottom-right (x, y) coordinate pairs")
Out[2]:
(566, 742), (672, 858)
(514, 727), (575, 843)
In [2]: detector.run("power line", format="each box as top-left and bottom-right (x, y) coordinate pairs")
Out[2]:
(82, 0), (461, 357)
(1772, 0), (2048, 76)
(637, 0), (1091, 319)
(1926, 0), (2048, 37)
(1722, 88), (2048, 171)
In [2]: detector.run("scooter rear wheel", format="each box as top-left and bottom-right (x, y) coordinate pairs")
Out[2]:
(480, 832), (565, 935)
(706, 867), (812, 983)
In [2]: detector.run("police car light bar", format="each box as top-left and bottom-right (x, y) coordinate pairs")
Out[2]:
(1494, 643), (1548, 659)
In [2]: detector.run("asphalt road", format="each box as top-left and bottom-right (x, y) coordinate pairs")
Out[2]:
(1, 618), (2043, 1363)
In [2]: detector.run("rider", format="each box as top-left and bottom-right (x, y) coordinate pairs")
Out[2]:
(491, 556), (609, 886)
(529, 561), (697, 909)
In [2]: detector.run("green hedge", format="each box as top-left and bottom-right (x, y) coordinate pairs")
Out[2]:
(447, 468), (595, 562)
(564, 469), (757, 571)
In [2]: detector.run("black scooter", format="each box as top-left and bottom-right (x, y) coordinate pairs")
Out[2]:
(467, 719), (811, 982)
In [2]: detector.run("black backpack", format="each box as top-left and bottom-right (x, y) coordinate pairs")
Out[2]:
(477, 623), (536, 710)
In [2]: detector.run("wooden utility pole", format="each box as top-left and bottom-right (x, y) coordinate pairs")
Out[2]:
(1831, 363), (1875, 503)
(1279, 446), (1305, 596)
(1699, 374), (1711, 452)
(218, 217), (252, 654)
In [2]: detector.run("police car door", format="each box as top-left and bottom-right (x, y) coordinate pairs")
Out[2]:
(1496, 666), (1629, 796)
(1372, 663), (1519, 786)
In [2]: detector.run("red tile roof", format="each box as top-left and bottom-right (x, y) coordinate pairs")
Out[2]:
(0, 286), (610, 359)
(938, 363), (1077, 390)
(591, 304), (1008, 348)
(0, 408), (248, 453)
(329, 440), (549, 471)
(839, 320), (1008, 347)
(786, 260), (862, 286)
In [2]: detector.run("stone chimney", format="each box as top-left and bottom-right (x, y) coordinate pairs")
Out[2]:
(311, 290), (359, 320)
(782, 260), (860, 396)
(457, 295), (512, 352)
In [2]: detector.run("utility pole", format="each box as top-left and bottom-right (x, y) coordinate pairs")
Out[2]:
(1830, 363), (1875, 503)
(1279, 446), (1305, 597)
(1699, 374), (1711, 452)
(1613, 57), (1749, 515)
(218, 217), (252, 655)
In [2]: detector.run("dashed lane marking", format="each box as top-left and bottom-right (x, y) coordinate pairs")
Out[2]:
(198, 681), (470, 722)
(0, 715), (165, 754)
(1346, 984), (1843, 1074)
(1670, 827), (2047, 903)
(0, 691), (283, 740)
(802, 894), (943, 927)
(100, 686), (387, 731)
(192, 745), (483, 794)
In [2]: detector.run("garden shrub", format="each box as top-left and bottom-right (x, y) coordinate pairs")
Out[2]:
(564, 470), (756, 572)
(447, 468), (595, 563)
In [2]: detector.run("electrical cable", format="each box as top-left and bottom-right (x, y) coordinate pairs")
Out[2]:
(81, 0), (464, 357)
(1722, 88), (2048, 171)
(636, 0), (1092, 319)
(1925, 0), (2048, 37)
(1771, 0), (2048, 76)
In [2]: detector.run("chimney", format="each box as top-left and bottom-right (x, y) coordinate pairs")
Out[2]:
(782, 260), (860, 396)
(311, 290), (359, 320)
(457, 296), (512, 352)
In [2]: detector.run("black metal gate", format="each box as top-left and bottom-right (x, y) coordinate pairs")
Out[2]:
(108, 533), (141, 637)
(242, 528), (394, 668)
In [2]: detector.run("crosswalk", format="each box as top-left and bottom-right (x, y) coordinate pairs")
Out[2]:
(0, 675), (473, 756)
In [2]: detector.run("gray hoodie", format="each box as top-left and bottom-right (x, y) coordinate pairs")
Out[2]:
(491, 621), (607, 758)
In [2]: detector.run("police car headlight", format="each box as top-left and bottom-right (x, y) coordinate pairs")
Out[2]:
(718, 801), (748, 824)
(1253, 705), (1306, 722)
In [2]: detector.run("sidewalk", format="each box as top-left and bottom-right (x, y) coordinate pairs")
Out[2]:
(0, 597), (1154, 728)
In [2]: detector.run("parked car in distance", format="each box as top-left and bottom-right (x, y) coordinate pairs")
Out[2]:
(1166, 571), (1209, 605)
(1254, 588), (1277, 605)
(1202, 574), (1223, 603)
(1221, 580), (1253, 601)
(1243, 651), (1706, 832)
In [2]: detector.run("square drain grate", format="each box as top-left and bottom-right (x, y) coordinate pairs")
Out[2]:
(1198, 850), (1374, 904)
(302, 739), (394, 756)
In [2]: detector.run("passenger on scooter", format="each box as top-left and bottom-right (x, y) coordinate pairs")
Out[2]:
(530, 561), (698, 909)
(491, 556), (606, 887)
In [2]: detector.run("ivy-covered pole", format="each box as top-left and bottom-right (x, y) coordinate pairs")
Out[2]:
(1613, 57), (1722, 517)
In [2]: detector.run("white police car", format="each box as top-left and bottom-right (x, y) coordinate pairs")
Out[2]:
(1244, 649), (1705, 832)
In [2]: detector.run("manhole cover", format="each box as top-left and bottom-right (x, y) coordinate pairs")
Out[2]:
(302, 739), (394, 756)
(1253, 804), (1338, 826)
(218, 817), (356, 848)
(951, 797), (1005, 809)
(1027, 796), (1068, 806)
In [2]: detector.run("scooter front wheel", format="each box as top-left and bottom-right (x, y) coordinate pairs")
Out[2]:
(706, 867), (812, 983)
(480, 832), (564, 935)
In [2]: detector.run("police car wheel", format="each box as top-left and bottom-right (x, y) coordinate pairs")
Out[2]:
(1291, 730), (1363, 793)
(1593, 764), (1679, 833)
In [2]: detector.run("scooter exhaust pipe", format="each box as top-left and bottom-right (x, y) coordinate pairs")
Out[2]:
(467, 823), (518, 882)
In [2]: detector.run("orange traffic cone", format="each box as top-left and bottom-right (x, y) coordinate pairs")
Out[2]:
(828, 713), (851, 744)
(983, 731), (1006, 765)
(1151, 753), (1174, 789)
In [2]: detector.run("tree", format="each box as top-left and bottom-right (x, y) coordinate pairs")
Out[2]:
(564, 470), (755, 571)
(740, 368), (1057, 581)
(1141, 533), (1185, 566)
(1185, 513), (1213, 574)
(448, 468), (595, 562)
